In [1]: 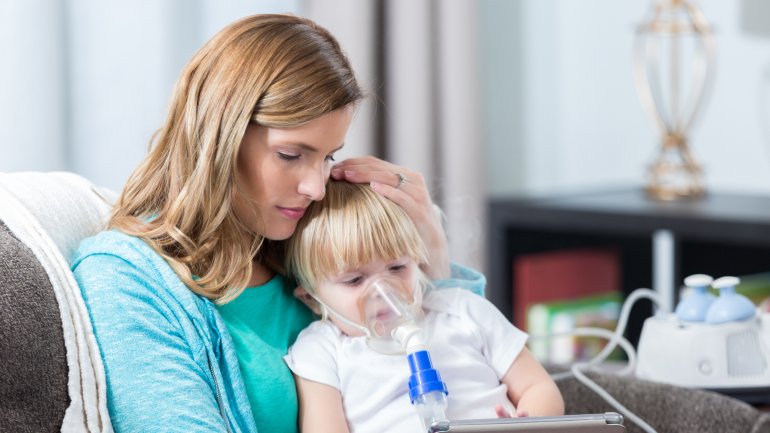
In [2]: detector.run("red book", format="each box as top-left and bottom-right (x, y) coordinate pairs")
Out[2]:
(513, 248), (621, 330)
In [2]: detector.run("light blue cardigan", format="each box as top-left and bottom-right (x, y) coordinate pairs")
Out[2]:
(72, 230), (486, 433)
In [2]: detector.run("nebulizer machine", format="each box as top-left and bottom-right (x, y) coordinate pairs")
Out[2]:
(636, 274), (770, 394)
(540, 273), (770, 433)
(316, 276), (449, 432)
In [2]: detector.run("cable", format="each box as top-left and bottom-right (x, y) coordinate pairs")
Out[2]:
(530, 288), (664, 433)
(570, 363), (658, 433)
(536, 327), (636, 380)
(590, 288), (661, 366)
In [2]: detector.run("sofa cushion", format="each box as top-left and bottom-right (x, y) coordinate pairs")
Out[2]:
(0, 220), (69, 432)
(556, 369), (770, 433)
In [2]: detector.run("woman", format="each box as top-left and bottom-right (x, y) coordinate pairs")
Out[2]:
(72, 14), (484, 433)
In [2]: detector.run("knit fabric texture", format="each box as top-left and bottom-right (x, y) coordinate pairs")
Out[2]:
(555, 368), (770, 433)
(0, 221), (69, 432)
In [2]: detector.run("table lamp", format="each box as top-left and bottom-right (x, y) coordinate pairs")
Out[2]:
(633, 0), (716, 201)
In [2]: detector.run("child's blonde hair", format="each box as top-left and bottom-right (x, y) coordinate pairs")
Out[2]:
(286, 181), (428, 294)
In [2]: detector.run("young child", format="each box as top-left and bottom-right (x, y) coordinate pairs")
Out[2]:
(283, 181), (564, 433)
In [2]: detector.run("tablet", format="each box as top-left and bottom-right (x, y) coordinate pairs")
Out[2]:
(429, 412), (626, 432)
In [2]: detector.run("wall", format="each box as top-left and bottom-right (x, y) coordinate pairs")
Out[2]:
(483, 0), (770, 197)
(0, 0), (299, 192)
(5, 1), (770, 216)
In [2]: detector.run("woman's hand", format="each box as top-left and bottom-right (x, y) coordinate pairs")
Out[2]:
(331, 156), (450, 279)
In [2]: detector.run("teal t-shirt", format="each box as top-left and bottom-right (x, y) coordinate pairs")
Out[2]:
(217, 274), (315, 433)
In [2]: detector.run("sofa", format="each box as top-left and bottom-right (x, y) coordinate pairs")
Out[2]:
(551, 367), (770, 433)
(1, 171), (769, 433)
(0, 172), (113, 433)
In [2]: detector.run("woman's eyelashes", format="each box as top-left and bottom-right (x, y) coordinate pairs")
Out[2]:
(277, 151), (336, 163)
(277, 151), (300, 161)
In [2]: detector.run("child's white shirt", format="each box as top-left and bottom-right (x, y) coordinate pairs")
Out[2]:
(284, 288), (528, 433)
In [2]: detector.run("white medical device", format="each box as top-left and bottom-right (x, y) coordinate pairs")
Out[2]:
(636, 275), (770, 399)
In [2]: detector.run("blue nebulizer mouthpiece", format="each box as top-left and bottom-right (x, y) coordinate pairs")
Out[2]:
(407, 349), (448, 432)
(407, 350), (448, 402)
(390, 314), (448, 431)
(356, 277), (449, 431)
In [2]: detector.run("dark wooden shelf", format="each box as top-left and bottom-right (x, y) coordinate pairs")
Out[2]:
(486, 187), (770, 346)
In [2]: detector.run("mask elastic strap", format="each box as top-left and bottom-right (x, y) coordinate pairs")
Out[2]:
(307, 292), (371, 337)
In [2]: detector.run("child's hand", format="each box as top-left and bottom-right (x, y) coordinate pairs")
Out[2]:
(495, 405), (529, 418)
(495, 405), (511, 418)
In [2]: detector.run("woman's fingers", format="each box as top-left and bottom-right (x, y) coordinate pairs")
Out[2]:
(334, 168), (414, 191)
(332, 158), (420, 190)
(369, 181), (420, 217)
(332, 157), (429, 209)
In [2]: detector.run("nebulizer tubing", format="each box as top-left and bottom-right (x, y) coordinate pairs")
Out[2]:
(537, 328), (637, 379)
(530, 288), (662, 433)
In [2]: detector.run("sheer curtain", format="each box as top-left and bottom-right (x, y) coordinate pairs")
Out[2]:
(307, 0), (485, 271)
(0, 0), (300, 192)
(0, 0), (485, 270)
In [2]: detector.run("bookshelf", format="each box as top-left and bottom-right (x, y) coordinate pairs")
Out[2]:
(487, 188), (770, 346)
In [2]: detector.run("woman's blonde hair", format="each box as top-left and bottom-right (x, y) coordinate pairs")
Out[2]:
(110, 14), (363, 303)
(286, 181), (429, 294)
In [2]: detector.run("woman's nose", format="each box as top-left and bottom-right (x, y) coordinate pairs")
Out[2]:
(298, 166), (327, 201)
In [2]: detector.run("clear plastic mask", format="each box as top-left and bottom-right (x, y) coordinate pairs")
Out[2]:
(360, 277), (424, 354)
(314, 276), (424, 354)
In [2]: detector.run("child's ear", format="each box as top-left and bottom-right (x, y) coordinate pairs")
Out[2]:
(293, 286), (322, 315)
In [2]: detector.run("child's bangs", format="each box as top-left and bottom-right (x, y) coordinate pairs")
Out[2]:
(318, 185), (426, 276)
(288, 181), (428, 290)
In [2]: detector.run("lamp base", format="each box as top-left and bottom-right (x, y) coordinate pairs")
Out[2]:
(646, 134), (706, 201)
(646, 183), (705, 201)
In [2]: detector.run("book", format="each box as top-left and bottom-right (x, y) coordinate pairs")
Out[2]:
(512, 247), (621, 330)
(526, 291), (623, 365)
(735, 272), (770, 307)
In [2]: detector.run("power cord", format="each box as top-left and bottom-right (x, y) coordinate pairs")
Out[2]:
(529, 288), (664, 433)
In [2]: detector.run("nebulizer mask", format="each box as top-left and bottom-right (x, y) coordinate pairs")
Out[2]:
(313, 275), (450, 432)
(315, 276), (425, 354)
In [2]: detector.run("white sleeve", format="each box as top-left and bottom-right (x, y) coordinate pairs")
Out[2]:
(457, 289), (529, 378)
(283, 321), (341, 390)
